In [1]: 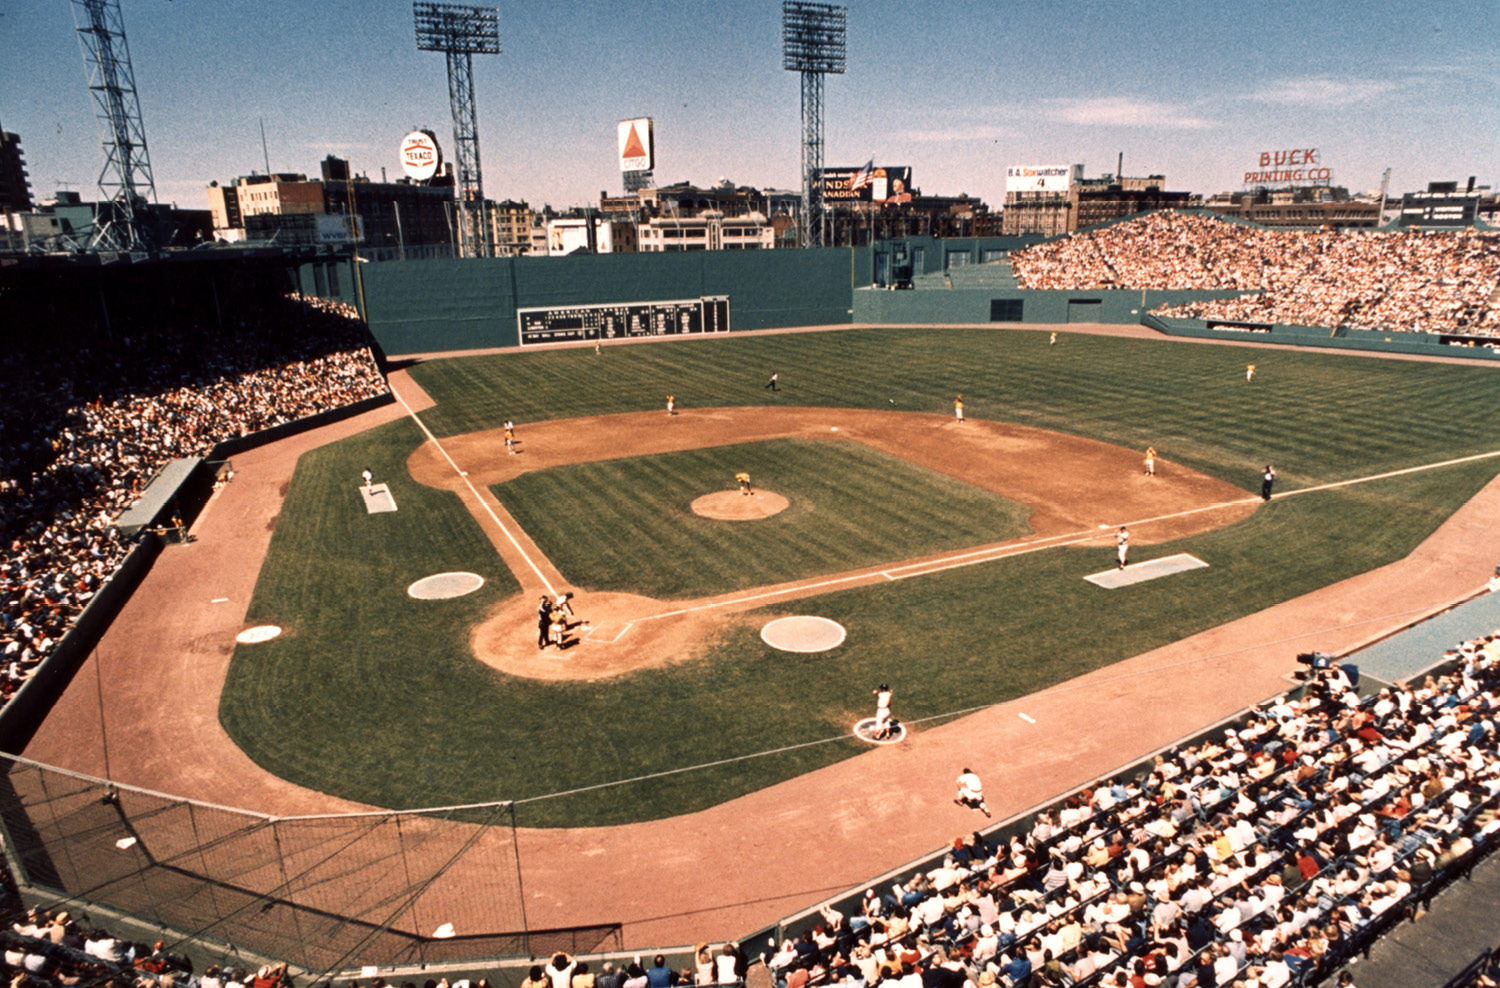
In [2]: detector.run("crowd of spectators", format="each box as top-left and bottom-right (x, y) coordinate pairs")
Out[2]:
(1008, 211), (1500, 336)
(0, 910), (752, 988)
(0, 292), (387, 710)
(517, 947), (749, 988)
(764, 633), (1500, 988)
(6, 631), (1500, 986)
(1, 901), (292, 988)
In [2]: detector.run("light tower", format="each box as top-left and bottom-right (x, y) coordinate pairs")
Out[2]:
(781, 1), (846, 249)
(71, 0), (157, 250)
(414, 2), (500, 258)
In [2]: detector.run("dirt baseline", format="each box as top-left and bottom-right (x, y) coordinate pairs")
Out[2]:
(410, 407), (1258, 682)
(22, 359), (1500, 951)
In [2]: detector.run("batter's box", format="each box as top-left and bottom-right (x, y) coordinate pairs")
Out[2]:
(585, 621), (632, 644)
(1085, 553), (1208, 589)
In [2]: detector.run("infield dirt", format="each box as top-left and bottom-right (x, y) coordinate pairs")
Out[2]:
(406, 404), (1256, 682)
(22, 349), (1500, 949)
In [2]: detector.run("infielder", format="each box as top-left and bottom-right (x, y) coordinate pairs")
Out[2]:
(955, 768), (990, 817)
(954, 394), (965, 422)
(872, 683), (893, 739)
(1143, 447), (1156, 477)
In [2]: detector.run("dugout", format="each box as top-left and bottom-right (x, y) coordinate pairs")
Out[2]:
(112, 457), (215, 540)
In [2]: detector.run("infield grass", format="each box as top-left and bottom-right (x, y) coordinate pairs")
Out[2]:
(493, 438), (1031, 598)
(220, 328), (1500, 824)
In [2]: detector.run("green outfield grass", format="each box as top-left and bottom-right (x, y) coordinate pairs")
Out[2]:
(493, 438), (1031, 598)
(409, 328), (1500, 493)
(219, 328), (1500, 825)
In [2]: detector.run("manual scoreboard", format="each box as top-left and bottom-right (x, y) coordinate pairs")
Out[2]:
(518, 296), (731, 345)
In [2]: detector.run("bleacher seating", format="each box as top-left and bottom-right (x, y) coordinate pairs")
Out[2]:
(764, 634), (1500, 988)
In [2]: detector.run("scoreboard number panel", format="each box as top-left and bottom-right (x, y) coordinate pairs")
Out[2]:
(518, 296), (731, 345)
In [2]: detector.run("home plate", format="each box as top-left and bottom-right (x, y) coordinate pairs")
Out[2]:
(361, 483), (397, 513)
(1085, 553), (1208, 589)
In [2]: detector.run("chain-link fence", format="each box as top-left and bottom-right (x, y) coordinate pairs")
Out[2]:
(0, 754), (618, 973)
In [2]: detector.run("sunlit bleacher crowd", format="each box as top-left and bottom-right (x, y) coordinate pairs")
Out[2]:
(1009, 211), (1500, 336)
(16, 633), (1490, 987)
(763, 634), (1500, 987)
(0, 293), (386, 710)
(4, 634), (1500, 985)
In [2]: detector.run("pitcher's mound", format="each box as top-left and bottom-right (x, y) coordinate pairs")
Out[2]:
(691, 490), (789, 520)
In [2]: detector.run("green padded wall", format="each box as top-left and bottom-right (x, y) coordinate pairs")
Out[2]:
(354, 247), (871, 355)
(852, 287), (1243, 325)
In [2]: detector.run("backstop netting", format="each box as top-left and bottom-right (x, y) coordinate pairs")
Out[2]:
(0, 755), (613, 972)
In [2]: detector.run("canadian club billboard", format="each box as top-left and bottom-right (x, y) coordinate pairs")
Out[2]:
(819, 165), (913, 203)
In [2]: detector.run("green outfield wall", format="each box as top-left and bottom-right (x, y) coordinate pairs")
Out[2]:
(869, 235), (1045, 282)
(298, 244), (1500, 364)
(347, 247), (871, 355)
(853, 287), (1242, 325)
(1143, 314), (1500, 361)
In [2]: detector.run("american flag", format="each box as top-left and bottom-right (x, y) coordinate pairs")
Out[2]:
(849, 159), (875, 192)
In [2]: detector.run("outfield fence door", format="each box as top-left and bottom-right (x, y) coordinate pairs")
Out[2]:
(1067, 298), (1102, 323)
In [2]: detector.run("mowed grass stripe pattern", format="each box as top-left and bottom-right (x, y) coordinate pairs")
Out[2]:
(221, 442), (1499, 824)
(493, 439), (1032, 598)
(221, 418), (523, 797)
(409, 328), (1500, 491)
(213, 330), (1500, 823)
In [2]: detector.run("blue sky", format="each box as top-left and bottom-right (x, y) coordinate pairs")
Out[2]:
(3, 0), (1497, 213)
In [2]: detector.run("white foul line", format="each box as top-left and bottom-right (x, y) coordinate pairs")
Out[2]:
(388, 385), (1500, 637)
(620, 445), (1500, 629)
(391, 389), (557, 597)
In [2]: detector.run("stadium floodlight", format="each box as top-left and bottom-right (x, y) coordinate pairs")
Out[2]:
(72, 0), (158, 250)
(414, 2), (501, 258)
(782, 1), (846, 249)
